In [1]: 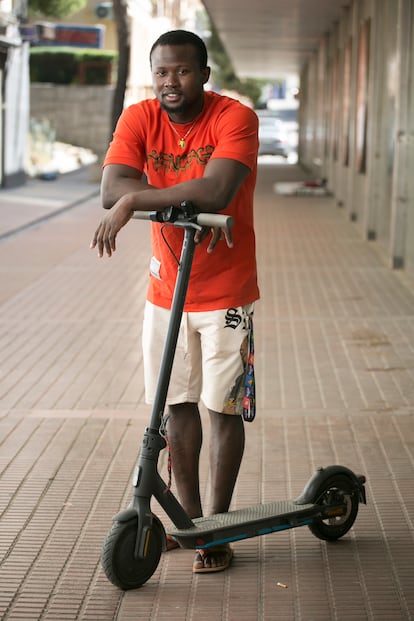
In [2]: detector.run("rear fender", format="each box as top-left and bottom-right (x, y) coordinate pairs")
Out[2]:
(295, 465), (366, 505)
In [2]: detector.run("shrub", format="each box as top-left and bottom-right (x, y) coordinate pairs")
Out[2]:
(30, 47), (118, 85)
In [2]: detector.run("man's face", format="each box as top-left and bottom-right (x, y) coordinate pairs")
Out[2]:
(150, 44), (210, 120)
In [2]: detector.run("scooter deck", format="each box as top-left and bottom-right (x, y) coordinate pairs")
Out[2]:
(167, 499), (318, 549)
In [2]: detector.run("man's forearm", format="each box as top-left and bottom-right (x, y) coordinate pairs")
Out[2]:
(101, 176), (154, 210)
(121, 176), (232, 215)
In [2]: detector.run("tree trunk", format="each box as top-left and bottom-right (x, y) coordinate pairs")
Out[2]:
(110, 0), (130, 136)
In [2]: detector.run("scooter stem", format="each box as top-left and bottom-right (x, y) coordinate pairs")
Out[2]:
(148, 226), (196, 431)
(124, 223), (197, 534)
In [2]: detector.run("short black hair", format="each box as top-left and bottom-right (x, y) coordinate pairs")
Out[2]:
(149, 30), (208, 70)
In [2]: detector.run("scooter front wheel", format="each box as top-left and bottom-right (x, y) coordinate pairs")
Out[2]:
(101, 518), (163, 590)
(308, 474), (359, 541)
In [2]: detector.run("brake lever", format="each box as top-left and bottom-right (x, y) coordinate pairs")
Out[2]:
(150, 201), (197, 223)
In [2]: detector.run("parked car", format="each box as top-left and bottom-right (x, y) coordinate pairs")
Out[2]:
(257, 115), (290, 157)
(257, 102), (299, 155)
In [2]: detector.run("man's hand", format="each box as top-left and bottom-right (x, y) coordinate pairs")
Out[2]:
(90, 197), (134, 257)
(194, 226), (234, 253)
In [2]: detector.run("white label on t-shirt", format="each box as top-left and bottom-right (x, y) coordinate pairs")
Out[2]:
(150, 256), (162, 279)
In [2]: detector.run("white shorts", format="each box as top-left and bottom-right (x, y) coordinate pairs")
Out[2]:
(142, 301), (254, 414)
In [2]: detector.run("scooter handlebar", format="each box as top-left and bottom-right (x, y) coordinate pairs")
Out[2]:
(194, 213), (234, 229)
(132, 210), (233, 230)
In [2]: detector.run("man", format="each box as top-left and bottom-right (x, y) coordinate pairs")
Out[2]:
(91, 29), (259, 573)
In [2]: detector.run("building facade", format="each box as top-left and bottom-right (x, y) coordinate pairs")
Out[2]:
(299, 0), (414, 278)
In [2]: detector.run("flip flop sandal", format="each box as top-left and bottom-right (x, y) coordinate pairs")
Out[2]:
(193, 545), (233, 573)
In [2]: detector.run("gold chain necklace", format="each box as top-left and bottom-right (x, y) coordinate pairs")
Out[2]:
(169, 119), (197, 149)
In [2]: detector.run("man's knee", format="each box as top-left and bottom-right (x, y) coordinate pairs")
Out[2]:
(168, 402), (199, 416)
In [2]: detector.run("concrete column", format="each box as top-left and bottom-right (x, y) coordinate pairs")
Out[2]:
(389, 0), (413, 269)
(364, 0), (387, 240)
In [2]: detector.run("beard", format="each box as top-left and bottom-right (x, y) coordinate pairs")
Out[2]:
(160, 99), (192, 114)
(160, 100), (190, 116)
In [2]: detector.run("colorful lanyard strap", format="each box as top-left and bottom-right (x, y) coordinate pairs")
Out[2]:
(242, 315), (256, 422)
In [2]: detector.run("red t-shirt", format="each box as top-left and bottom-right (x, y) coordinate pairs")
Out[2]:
(103, 90), (260, 311)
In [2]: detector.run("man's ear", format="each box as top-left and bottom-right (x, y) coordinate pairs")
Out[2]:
(202, 66), (211, 84)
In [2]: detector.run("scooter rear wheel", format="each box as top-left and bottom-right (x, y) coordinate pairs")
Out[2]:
(308, 474), (359, 541)
(101, 518), (163, 590)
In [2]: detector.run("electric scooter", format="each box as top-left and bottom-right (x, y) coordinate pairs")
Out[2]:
(101, 201), (367, 591)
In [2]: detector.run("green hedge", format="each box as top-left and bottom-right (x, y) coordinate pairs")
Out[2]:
(30, 47), (118, 85)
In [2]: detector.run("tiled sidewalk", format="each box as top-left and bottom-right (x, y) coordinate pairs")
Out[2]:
(0, 167), (100, 240)
(0, 163), (413, 620)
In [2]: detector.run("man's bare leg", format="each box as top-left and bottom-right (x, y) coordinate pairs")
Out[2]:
(193, 410), (245, 572)
(167, 404), (244, 571)
(166, 402), (203, 519)
(208, 410), (245, 514)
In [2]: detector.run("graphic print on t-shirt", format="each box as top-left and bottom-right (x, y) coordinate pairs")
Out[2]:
(147, 145), (214, 175)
